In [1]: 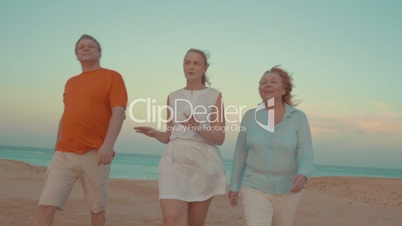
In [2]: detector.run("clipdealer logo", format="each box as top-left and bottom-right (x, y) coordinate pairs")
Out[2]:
(254, 97), (275, 132)
(128, 98), (247, 132)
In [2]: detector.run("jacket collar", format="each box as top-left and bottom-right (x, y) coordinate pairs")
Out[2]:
(284, 103), (296, 118)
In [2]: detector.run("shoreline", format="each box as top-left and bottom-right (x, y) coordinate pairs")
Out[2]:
(1, 159), (402, 226)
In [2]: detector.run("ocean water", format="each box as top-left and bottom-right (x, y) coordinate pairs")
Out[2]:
(1, 145), (402, 180)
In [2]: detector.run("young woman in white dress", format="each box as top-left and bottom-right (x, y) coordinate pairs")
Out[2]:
(134, 48), (227, 226)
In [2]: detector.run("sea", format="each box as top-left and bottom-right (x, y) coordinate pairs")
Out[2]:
(1, 145), (402, 180)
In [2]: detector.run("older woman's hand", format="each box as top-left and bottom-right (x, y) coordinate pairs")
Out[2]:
(228, 191), (239, 207)
(291, 174), (307, 193)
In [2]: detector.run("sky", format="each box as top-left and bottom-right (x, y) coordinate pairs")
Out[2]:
(1, 0), (401, 169)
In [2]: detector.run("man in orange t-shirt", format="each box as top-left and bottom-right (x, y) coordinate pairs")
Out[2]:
(33, 34), (128, 226)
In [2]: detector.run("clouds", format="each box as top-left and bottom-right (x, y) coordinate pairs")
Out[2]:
(310, 111), (402, 137)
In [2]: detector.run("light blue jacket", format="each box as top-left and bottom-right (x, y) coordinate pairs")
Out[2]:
(230, 104), (315, 194)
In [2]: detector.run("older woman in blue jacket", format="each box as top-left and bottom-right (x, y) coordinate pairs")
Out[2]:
(229, 65), (315, 226)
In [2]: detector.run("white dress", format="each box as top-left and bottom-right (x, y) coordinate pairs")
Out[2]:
(158, 87), (228, 201)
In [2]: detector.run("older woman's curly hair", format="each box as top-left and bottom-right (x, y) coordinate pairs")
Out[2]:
(263, 65), (296, 106)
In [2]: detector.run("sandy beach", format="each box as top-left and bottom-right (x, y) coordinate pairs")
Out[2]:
(0, 159), (401, 226)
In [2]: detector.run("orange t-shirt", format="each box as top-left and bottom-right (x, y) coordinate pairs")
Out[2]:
(56, 68), (128, 154)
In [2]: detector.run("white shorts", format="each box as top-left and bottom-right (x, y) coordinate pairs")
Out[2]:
(38, 150), (111, 213)
(242, 188), (302, 226)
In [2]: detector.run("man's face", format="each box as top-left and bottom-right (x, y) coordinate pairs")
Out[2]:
(75, 38), (101, 63)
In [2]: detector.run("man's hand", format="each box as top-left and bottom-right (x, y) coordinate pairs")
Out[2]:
(97, 145), (114, 166)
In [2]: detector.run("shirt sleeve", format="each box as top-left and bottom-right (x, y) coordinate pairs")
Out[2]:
(110, 72), (128, 108)
(229, 110), (252, 192)
(296, 112), (315, 177)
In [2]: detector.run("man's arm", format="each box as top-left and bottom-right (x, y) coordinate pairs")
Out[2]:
(97, 106), (126, 166)
(54, 116), (63, 152)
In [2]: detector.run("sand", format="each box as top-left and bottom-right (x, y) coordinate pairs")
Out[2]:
(0, 159), (401, 226)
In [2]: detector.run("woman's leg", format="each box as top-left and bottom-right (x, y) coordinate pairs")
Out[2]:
(187, 197), (213, 226)
(270, 192), (302, 226)
(160, 199), (188, 226)
(242, 188), (274, 226)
